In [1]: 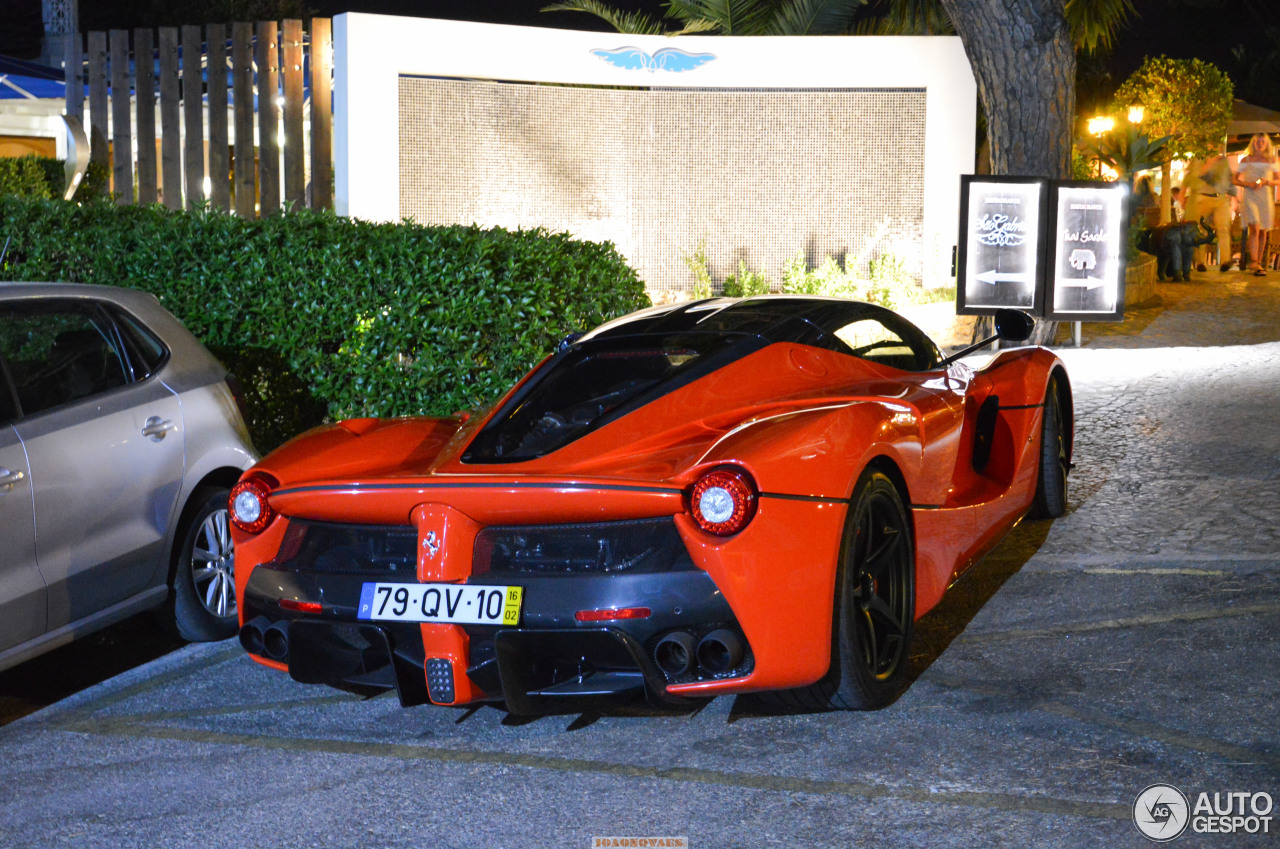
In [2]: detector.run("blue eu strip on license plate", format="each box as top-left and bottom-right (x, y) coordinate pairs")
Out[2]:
(357, 582), (523, 625)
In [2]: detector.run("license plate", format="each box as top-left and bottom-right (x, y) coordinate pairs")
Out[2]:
(357, 582), (523, 626)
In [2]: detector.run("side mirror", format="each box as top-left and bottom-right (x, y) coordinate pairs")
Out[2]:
(556, 331), (585, 353)
(994, 308), (1035, 343)
(938, 309), (1037, 366)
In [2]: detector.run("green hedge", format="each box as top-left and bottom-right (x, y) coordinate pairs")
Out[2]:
(0, 156), (107, 201)
(0, 197), (650, 449)
(0, 157), (53, 200)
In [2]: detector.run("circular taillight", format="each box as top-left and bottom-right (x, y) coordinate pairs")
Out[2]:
(690, 468), (758, 536)
(229, 478), (275, 535)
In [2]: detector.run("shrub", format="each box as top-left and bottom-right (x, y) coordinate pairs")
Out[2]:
(0, 197), (650, 449)
(781, 252), (820, 295)
(779, 249), (948, 310)
(722, 259), (771, 297)
(75, 159), (111, 201)
(683, 243), (772, 298)
(33, 157), (66, 198)
(682, 239), (714, 299)
(0, 156), (109, 202)
(781, 252), (876, 301)
(0, 156), (52, 200)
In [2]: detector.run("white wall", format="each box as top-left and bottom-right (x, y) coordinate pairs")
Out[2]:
(334, 14), (976, 288)
(0, 100), (68, 159)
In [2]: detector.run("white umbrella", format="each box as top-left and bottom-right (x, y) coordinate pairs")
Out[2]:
(1228, 99), (1280, 137)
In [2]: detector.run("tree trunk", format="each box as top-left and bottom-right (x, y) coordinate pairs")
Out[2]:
(939, 0), (1075, 178)
(939, 0), (1075, 345)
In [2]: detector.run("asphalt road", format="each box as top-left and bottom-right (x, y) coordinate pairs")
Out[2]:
(0, 616), (181, 727)
(1, 270), (1278, 849)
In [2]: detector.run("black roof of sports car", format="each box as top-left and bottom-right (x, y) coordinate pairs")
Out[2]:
(463, 297), (943, 464)
(581, 296), (931, 349)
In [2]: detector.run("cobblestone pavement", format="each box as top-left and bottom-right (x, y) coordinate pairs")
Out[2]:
(0, 274), (1277, 849)
(1065, 268), (1280, 348)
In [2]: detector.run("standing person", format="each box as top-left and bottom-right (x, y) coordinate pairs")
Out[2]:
(1132, 175), (1158, 222)
(1233, 133), (1279, 276)
(1190, 150), (1236, 271)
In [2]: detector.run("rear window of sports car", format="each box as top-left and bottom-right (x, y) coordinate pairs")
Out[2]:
(462, 333), (767, 463)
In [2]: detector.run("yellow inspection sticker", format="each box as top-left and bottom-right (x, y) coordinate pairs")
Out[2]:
(502, 586), (523, 625)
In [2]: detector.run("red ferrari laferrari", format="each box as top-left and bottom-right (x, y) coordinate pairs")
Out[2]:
(231, 296), (1071, 713)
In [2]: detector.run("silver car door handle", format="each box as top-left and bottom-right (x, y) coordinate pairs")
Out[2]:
(0, 467), (25, 494)
(142, 416), (176, 440)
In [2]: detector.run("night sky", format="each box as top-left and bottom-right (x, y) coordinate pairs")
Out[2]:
(2, 0), (1277, 110)
(302, 0), (664, 29)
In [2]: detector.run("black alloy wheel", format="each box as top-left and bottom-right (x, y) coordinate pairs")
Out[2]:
(838, 470), (914, 700)
(782, 468), (915, 711)
(1029, 376), (1069, 520)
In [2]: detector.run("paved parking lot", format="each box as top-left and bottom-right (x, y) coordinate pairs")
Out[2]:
(2, 272), (1278, 849)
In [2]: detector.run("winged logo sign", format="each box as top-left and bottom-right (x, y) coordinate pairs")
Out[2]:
(591, 47), (717, 73)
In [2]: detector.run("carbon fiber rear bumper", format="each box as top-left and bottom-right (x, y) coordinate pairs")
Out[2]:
(240, 563), (753, 713)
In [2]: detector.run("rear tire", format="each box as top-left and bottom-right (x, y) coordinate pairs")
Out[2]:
(779, 469), (915, 711)
(1029, 376), (1069, 520)
(171, 487), (238, 641)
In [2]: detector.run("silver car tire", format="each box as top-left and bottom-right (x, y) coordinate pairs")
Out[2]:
(172, 487), (238, 641)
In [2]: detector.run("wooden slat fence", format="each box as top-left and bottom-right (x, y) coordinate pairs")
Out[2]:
(66, 19), (333, 215)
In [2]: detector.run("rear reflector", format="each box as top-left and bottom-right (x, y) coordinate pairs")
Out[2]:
(279, 598), (322, 614)
(426, 658), (455, 704)
(574, 607), (652, 622)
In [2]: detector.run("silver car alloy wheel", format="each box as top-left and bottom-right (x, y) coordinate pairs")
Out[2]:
(191, 507), (236, 618)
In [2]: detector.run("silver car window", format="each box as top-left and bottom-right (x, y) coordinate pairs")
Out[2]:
(111, 309), (169, 381)
(0, 303), (131, 418)
(0, 358), (18, 425)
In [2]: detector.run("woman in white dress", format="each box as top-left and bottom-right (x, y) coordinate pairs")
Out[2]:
(1233, 133), (1280, 276)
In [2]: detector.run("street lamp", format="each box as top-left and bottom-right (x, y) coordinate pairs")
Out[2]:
(1128, 103), (1145, 124)
(1088, 116), (1115, 136)
(1087, 116), (1114, 178)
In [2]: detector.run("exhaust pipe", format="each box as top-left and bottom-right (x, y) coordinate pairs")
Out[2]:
(262, 620), (291, 661)
(654, 631), (697, 677)
(697, 629), (744, 674)
(239, 616), (271, 656)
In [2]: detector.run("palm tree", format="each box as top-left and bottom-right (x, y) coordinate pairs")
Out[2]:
(852, 0), (952, 34)
(539, 0), (673, 34)
(855, 0), (1132, 52)
(1084, 123), (1172, 184)
(1065, 0), (1138, 56)
(542, 0), (864, 36)
(547, 0), (1131, 48)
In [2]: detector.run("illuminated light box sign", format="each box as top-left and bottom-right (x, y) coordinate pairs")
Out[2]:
(956, 176), (1049, 316)
(955, 176), (1128, 322)
(1046, 181), (1128, 322)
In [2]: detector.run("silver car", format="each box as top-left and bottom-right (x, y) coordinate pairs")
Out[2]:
(0, 282), (258, 671)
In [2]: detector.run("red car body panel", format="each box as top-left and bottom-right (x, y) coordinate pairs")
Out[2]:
(232, 298), (1070, 708)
